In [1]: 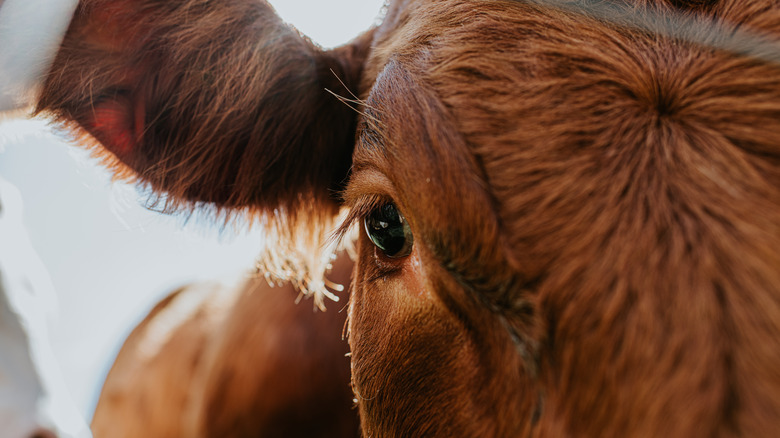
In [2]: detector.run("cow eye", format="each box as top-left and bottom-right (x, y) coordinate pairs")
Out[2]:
(364, 203), (413, 258)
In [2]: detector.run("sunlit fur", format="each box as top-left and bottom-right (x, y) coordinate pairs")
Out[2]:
(37, 0), (780, 436)
(91, 254), (356, 438)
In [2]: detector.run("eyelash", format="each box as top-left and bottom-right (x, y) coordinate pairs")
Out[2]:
(332, 194), (388, 247)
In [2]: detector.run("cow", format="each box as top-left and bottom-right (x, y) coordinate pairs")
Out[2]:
(0, 178), (92, 438)
(90, 253), (356, 438)
(18, 0), (780, 436)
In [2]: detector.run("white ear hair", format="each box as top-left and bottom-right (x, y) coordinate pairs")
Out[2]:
(0, 0), (79, 115)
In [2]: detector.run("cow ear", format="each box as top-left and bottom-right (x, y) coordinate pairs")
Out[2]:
(37, 0), (372, 215)
(36, 0), (374, 300)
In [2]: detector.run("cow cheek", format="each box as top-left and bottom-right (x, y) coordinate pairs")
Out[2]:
(348, 240), (482, 435)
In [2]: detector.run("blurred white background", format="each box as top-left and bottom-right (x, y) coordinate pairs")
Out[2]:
(0, 0), (384, 422)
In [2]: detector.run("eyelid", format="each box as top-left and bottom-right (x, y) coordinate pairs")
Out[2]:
(343, 167), (395, 200)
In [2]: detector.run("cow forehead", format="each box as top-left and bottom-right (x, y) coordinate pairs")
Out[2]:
(354, 0), (619, 283)
(353, 0), (780, 301)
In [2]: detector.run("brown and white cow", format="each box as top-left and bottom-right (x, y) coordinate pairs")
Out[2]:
(90, 254), (356, 438)
(26, 0), (780, 436)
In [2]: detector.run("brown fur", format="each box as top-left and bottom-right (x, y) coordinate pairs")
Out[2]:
(38, 0), (780, 436)
(91, 254), (356, 438)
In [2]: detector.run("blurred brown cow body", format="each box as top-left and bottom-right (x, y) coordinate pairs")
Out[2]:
(91, 255), (356, 438)
(33, 0), (780, 436)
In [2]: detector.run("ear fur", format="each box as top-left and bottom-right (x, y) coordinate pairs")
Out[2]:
(36, 0), (375, 302)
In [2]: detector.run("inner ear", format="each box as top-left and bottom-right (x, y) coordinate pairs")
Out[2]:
(88, 91), (145, 160)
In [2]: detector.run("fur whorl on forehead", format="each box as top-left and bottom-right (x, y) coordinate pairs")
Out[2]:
(35, 0), (373, 304)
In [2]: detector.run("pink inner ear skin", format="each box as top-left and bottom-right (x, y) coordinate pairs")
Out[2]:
(134, 92), (146, 150)
(88, 92), (145, 158)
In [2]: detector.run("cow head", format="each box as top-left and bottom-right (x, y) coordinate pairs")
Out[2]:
(37, 0), (780, 436)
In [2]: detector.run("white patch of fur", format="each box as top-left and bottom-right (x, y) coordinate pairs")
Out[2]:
(0, 177), (91, 437)
(0, 0), (79, 113)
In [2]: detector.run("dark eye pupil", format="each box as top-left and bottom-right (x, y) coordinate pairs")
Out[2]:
(364, 203), (413, 258)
